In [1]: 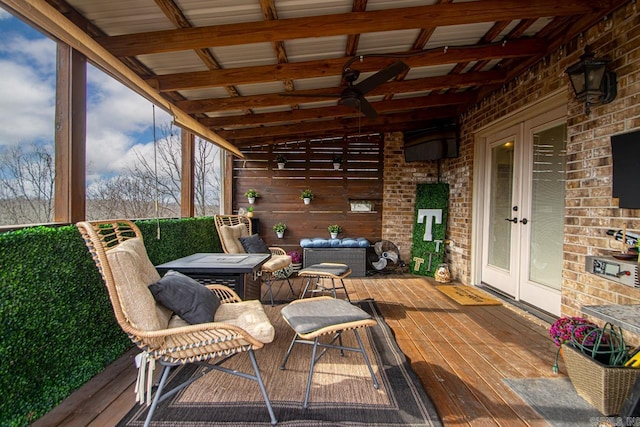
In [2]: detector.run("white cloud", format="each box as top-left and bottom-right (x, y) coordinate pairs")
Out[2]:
(0, 60), (55, 145)
(0, 9), (11, 20)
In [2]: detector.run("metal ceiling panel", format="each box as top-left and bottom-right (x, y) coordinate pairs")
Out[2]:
(137, 51), (209, 75)
(274, 0), (353, 19)
(426, 22), (497, 49)
(175, 0), (264, 26)
(65, 0), (174, 35)
(235, 81), (287, 97)
(357, 29), (420, 55)
(405, 64), (457, 80)
(284, 36), (348, 62)
(211, 43), (277, 68)
(179, 87), (231, 100)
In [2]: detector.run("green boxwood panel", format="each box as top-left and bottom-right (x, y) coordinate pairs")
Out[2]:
(0, 216), (221, 426)
(410, 183), (449, 277)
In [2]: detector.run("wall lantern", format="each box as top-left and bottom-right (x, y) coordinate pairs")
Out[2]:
(565, 45), (617, 116)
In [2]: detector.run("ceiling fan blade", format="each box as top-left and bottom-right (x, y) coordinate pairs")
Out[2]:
(358, 97), (378, 119)
(353, 61), (409, 95)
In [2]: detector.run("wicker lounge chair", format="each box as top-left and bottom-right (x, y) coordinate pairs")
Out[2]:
(76, 220), (277, 426)
(214, 214), (294, 305)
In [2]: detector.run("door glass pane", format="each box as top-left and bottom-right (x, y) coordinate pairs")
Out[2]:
(488, 141), (514, 270)
(529, 124), (566, 289)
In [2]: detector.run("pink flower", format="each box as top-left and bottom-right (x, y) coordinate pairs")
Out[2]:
(549, 316), (598, 347)
(287, 251), (301, 264)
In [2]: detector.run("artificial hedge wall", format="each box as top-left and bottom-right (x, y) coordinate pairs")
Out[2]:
(410, 183), (449, 277)
(0, 217), (221, 426)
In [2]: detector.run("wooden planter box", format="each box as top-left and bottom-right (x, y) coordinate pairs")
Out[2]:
(562, 344), (640, 415)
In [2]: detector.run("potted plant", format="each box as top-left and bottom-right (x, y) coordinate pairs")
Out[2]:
(332, 155), (343, 170)
(327, 224), (342, 238)
(275, 154), (287, 169)
(288, 250), (302, 272)
(273, 222), (286, 238)
(300, 188), (314, 204)
(549, 317), (636, 415)
(246, 206), (254, 218)
(244, 188), (258, 204)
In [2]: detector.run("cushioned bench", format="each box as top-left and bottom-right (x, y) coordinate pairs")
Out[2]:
(300, 238), (370, 277)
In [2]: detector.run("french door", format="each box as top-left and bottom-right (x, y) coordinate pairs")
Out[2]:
(479, 107), (566, 316)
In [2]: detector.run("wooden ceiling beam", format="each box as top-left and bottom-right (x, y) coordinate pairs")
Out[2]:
(222, 107), (460, 142)
(97, 0), (601, 56)
(149, 39), (544, 92)
(177, 70), (504, 113)
(202, 91), (478, 128)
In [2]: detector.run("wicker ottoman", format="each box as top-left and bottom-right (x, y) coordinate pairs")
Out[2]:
(279, 297), (379, 408)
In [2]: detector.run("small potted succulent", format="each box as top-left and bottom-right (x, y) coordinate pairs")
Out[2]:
(246, 206), (254, 218)
(300, 188), (314, 204)
(275, 154), (288, 169)
(332, 155), (343, 170)
(327, 224), (342, 239)
(273, 222), (287, 238)
(244, 188), (258, 204)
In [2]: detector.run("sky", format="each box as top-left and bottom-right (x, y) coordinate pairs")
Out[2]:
(0, 7), (173, 184)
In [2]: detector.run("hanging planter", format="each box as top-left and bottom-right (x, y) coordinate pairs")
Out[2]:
(275, 154), (287, 170)
(244, 188), (258, 204)
(332, 155), (343, 170)
(300, 188), (314, 204)
(273, 222), (286, 238)
(328, 224), (342, 239)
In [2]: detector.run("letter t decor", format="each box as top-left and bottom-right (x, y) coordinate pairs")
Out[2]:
(410, 183), (449, 278)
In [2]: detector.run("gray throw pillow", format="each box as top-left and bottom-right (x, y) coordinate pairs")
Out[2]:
(148, 270), (220, 324)
(239, 234), (270, 253)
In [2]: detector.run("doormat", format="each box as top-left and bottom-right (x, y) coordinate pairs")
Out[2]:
(435, 285), (502, 306)
(504, 377), (602, 426)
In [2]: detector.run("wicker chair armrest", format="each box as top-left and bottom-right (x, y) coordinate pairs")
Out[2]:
(131, 321), (266, 349)
(269, 247), (286, 256)
(206, 284), (243, 303)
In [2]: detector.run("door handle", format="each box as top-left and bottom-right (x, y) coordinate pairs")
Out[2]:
(520, 218), (528, 225)
(505, 217), (518, 223)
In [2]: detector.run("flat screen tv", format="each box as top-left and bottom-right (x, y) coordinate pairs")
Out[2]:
(403, 122), (458, 162)
(611, 130), (640, 208)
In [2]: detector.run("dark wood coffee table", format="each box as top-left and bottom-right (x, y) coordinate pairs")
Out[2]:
(155, 253), (270, 301)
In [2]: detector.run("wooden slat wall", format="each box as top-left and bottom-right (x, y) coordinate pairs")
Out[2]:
(234, 136), (383, 253)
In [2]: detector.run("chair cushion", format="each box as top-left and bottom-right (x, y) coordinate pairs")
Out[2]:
(239, 234), (270, 253)
(106, 237), (170, 331)
(149, 270), (221, 324)
(219, 224), (248, 253)
(215, 300), (275, 343)
(262, 254), (292, 273)
(281, 298), (372, 335)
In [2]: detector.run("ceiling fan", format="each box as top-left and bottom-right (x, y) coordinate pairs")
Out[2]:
(282, 60), (409, 119)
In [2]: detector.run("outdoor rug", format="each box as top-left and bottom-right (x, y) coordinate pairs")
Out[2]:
(435, 285), (501, 306)
(118, 299), (442, 426)
(504, 377), (604, 427)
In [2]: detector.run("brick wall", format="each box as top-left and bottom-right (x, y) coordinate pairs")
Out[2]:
(382, 3), (640, 343)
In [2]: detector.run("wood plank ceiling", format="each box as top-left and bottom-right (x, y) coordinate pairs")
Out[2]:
(46, 0), (625, 150)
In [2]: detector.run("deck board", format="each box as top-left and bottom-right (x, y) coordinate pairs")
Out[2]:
(35, 273), (561, 426)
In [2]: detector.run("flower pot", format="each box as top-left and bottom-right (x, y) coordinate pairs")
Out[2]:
(246, 211), (254, 218)
(562, 344), (640, 415)
(276, 231), (284, 238)
(278, 163), (285, 169)
(333, 163), (340, 170)
(247, 197), (255, 204)
(303, 198), (311, 205)
(330, 232), (338, 239)
(291, 262), (302, 273)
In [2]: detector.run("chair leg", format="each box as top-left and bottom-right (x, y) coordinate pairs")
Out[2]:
(303, 338), (321, 409)
(262, 274), (275, 306)
(353, 329), (379, 389)
(248, 349), (278, 425)
(144, 364), (173, 427)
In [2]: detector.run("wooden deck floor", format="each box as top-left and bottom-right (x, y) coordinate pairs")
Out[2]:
(34, 274), (563, 426)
